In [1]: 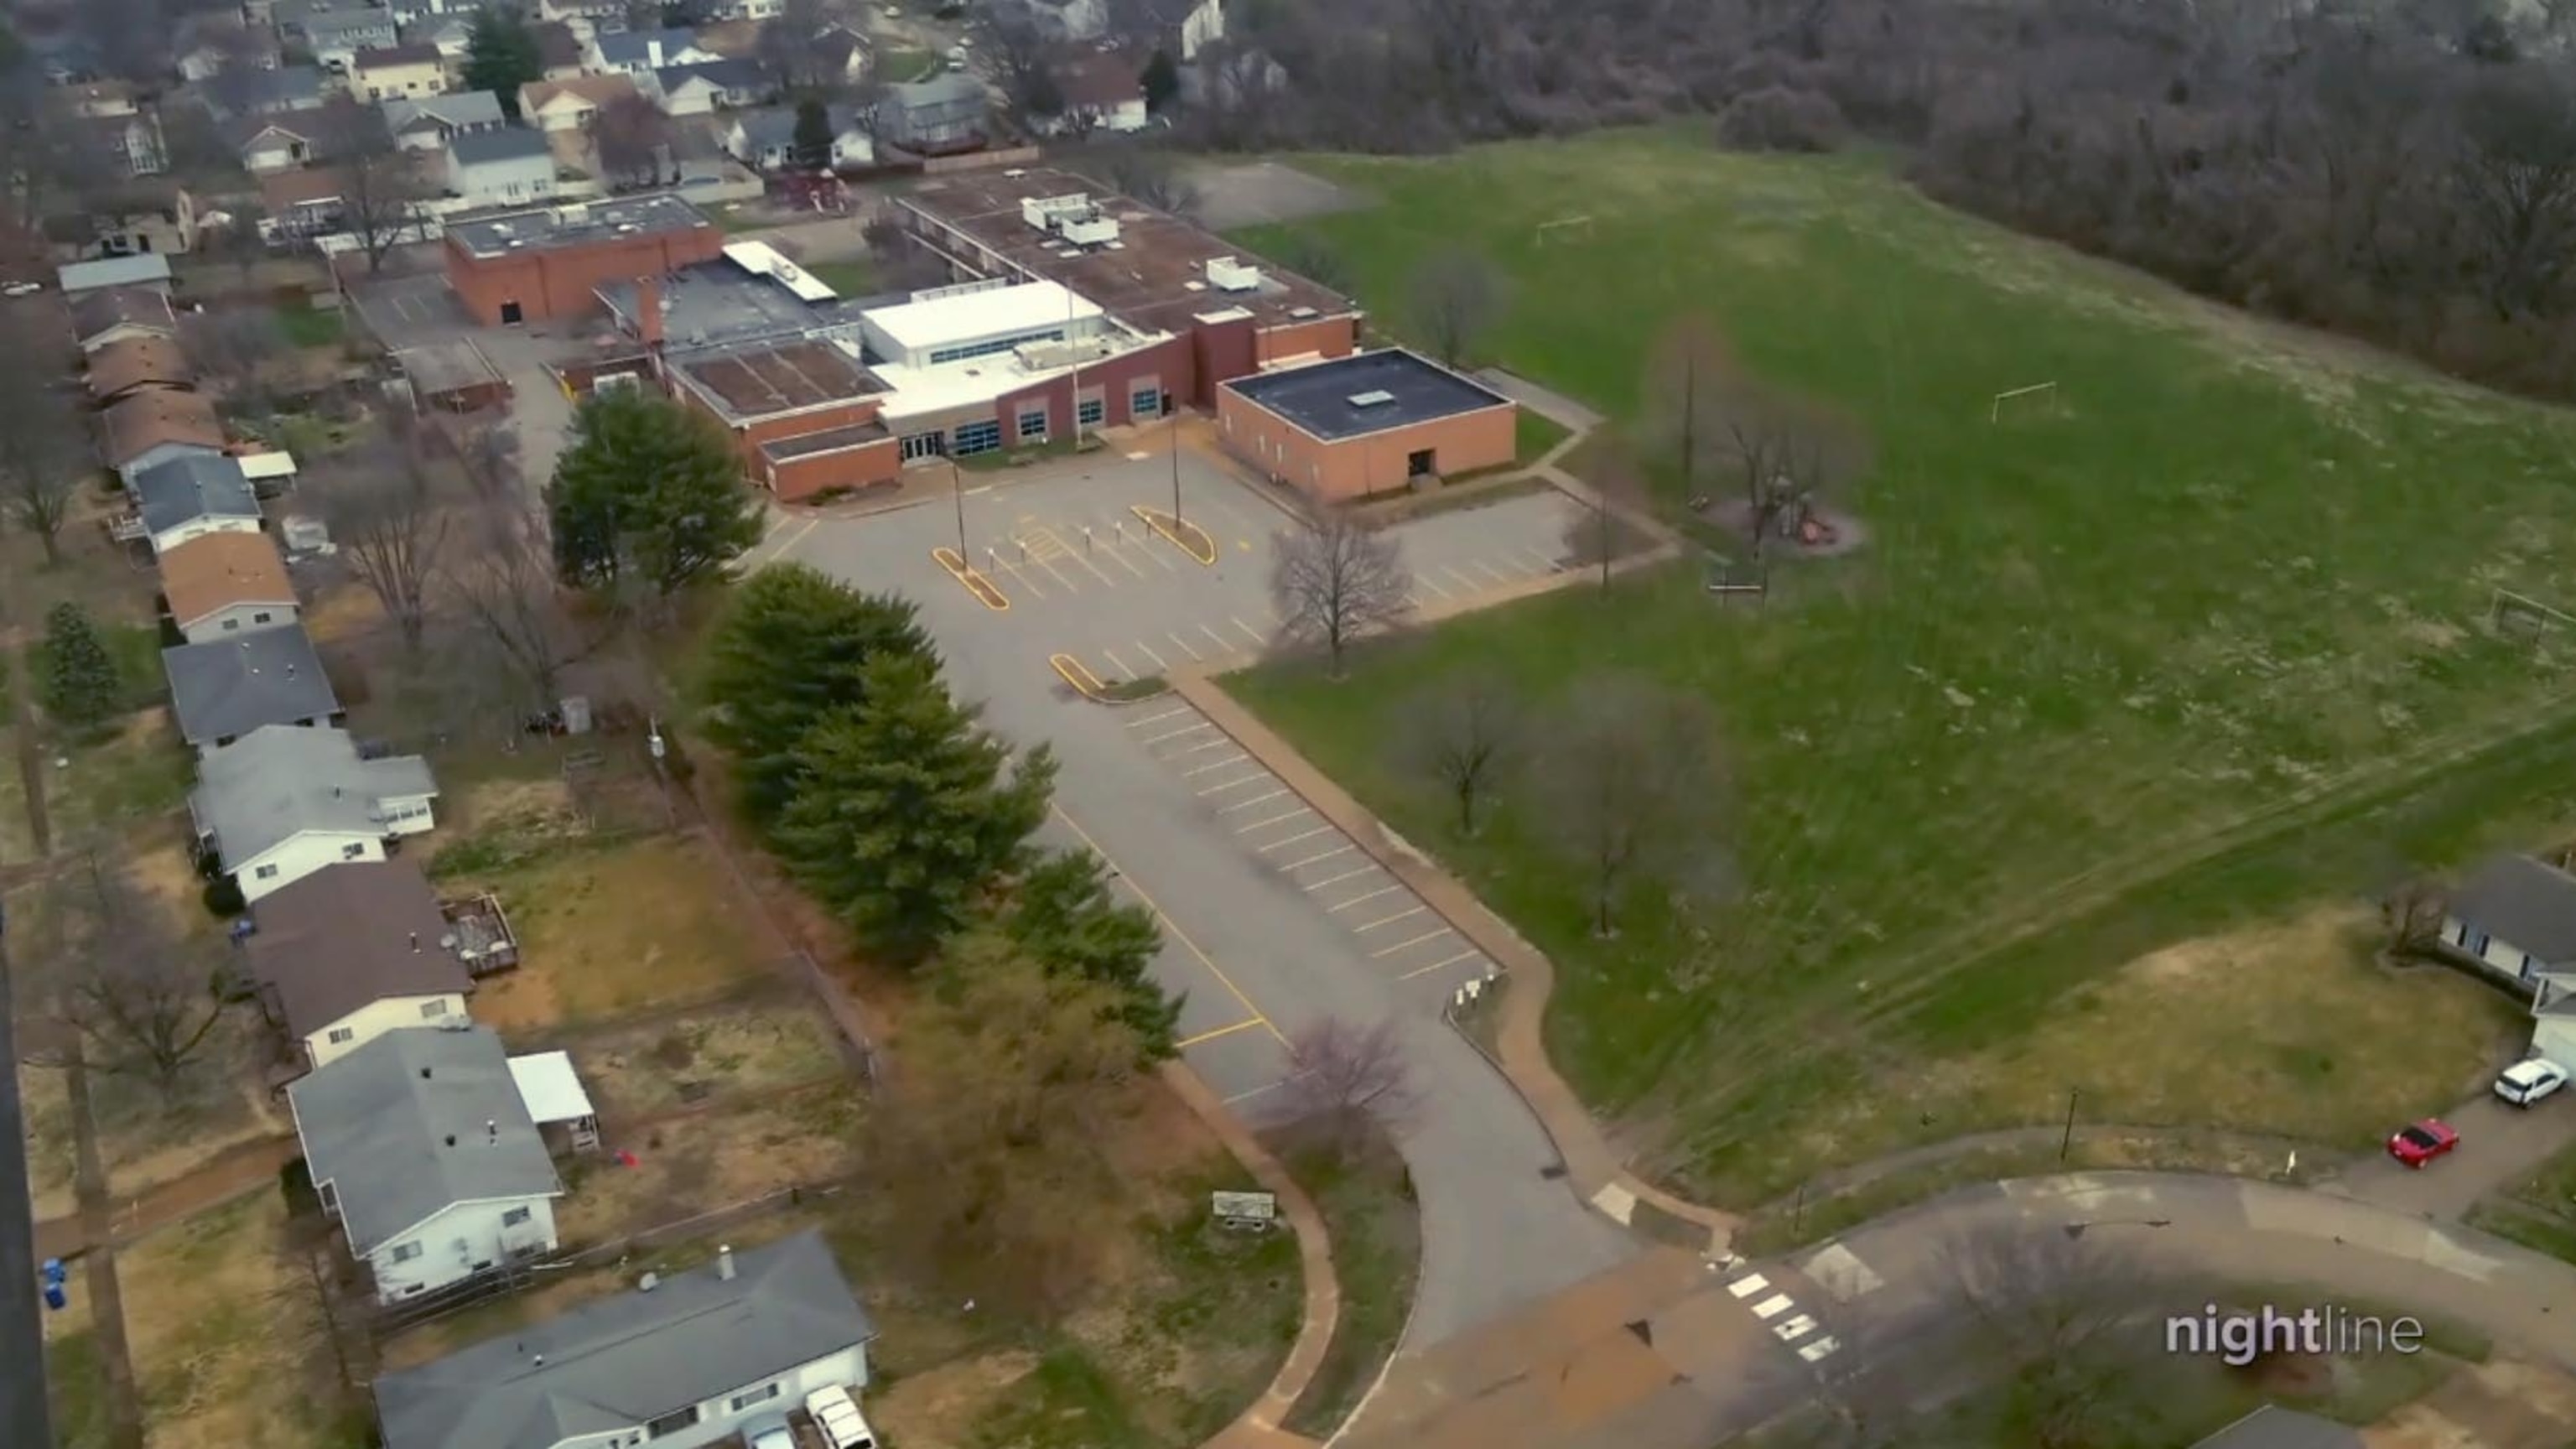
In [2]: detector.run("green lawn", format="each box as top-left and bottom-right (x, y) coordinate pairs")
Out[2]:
(1228, 129), (2576, 1206)
(274, 301), (344, 350)
(876, 46), (943, 83)
(1514, 408), (1571, 465)
(803, 259), (875, 298)
(1277, 1128), (1420, 1439)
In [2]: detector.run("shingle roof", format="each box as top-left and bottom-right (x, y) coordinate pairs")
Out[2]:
(57, 252), (172, 294)
(596, 26), (698, 66)
(212, 65), (328, 117)
(383, 89), (503, 134)
(2453, 855), (2576, 966)
(85, 336), (195, 402)
(656, 57), (768, 93)
(69, 284), (178, 345)
(244, 860), (470, 1039)
(449, 126), (551, 167)
(518, 75), (639, 114)
(101, 390), (226, 470)
(374, 1230), (875, 1449)
(132, 454), (258, 538)
(190, 724), (434, 869)
(288, 1026), (561, 1255)
(158, 529), (293, 629)
(355, 42), (444, 68)
(162, 626), (340, 745)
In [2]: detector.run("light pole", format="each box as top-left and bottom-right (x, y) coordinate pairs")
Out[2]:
(2059, 1087), (2080, 1161)
(1168, 409), (1183, 529)
(949, 456), (967, 558)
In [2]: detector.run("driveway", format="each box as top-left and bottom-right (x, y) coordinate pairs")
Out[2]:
(2329, 1083), (2576, 1222)
(350, 274), (589, 500)
(782, 445), (1637, 1343)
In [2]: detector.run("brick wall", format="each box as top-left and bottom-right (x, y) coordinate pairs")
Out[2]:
(444, 226), (727, 326)
(1216, 395), (1518, 502)
(763, 436), (900, 501)
(1254, 314), (1362, 368)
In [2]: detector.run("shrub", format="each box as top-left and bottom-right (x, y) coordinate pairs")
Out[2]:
(201, 875), (247, 919)
(1716, 86), (1847, 153)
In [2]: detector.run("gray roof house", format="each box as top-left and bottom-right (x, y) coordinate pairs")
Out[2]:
(2189, 1405), (2362, 1449)
(297, 6), (403, 60)
(2444, 854), (2576, 984)
(384, 90), (506, 150)
(190, 724), (438, 901)
(205, 64), (330, 120)
(593, 25), (713, 75)
(446, 127), (558, 208)
(375, 1229), (878, 1449)
(722, 103), (872, 172)
(875, 74), (985, 155)
(651, 57), (772, 114)
(288, 1026), (565, 1303)
(132, 453), (261, 554)
(163, 626), (343, 751)
(57, 252), (173, 296)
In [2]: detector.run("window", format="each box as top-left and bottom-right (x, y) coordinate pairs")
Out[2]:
(254, 864), (280, 880)
(327, 1026), (356, 1045)
(1077, 397), (1105, 427)
(728, 1384), (781, 1412)
(647, 1406), (701, 1440)
(252, 611), (273, 624)
(341, 842), (367, 860)
(953, 418), (1002, 456)
(419, 1000), (449, 1019)
(1017, 408), (1048, 442)
(1132, 385), (1161, 419)
(501, 1205), (532, 1227)
(388, 1241), (422, 1263)
(221, 618), (241, 631)
(927, 329), (1064, 366)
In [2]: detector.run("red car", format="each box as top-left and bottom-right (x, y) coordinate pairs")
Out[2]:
(2388, 1119), (2459, 1168)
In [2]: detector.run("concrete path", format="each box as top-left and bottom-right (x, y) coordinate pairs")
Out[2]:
(1473, 370), (1606, 434)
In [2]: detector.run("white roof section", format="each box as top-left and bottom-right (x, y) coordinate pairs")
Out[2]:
(721, 239), (837, 303)
(236, 452), (298, 480)
(864, 280), (1102, 355)
(507, 1051), (595, 1124)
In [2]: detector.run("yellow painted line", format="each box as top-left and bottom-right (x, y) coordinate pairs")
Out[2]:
(1372, 927), (1456, 958)
(1131, 504), (1218, 565)
(1326, 884), (1403, 914)
(752, 515), (820, 568)
(1016, 538), (1083, 592)
(1052, 807), (1285, 1045)
(1051, 652), (1108, 700)
(931, 547), (1009, 610)
(1354, 905), (1428, 933)
(1281, 844), (1357, 870)
(1177, 1016), (1270, 1049)
(1046, 527), (1123, 587)
(1398, 949), (1484, 981)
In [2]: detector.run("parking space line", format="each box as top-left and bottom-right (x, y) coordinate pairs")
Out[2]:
(1354, 906), (1428, 933)
(1233, 807), (1311, 834)
(1515, 545), (1562, 573)
(1303, 865), (1377, 892)
(1196, 773), (1270, 796)
(1200, 623), (1236, 654)
(1415, 573), (1456, 600)
(1371, 927), (1455, 958)
(1223, 1078), (1292, 1107)
(1325, 884), (1403, 913)
(1096, 539), (1152, 581)
(1217, 787), (1291, 813)
(1166, 631), (1207, 661)
(1256, 824), (1336, 854)
(1441, 564), (1484, 594)
(1183, 755), (1249, 778)
(1166, 738), (1236, 759)
(987, 553), (1048, 599)
(1143, 721), (1215, 745)
(1231, 616), (1267, 647)
(1053, 807), (1285, 1046)
(1471, 559), (1516, 584)
(1281, 844), (1357, 870)
(1103, 647), (1136, 678)
(1177, 1016), (1270, 1049)
(1128, 705), (1193, 728)
(1024, 546), (1083, 592)
(1045, 528), (1123, 588)
(1133, 638), (1170, 670)
(1397, 949), (1484, 981)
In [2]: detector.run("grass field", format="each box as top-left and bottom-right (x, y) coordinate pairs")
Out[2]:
(1228, 129), (2576, 1205)
(122, 1194), (358, 1449)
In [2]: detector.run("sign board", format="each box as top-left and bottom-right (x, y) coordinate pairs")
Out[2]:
(1212, 1191), (1277, 1229)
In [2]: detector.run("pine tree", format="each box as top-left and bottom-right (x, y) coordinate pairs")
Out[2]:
(465, 8), (545, 117)
(791, 97), (834, 171)
(1140, 49), (1181, 113)
(40, 601), (122, 729)
(700, 564), (936, 821)
(995, 849), (1176, 1060)
(545, 388), (761, 595)
(771, 655), (1057, 965)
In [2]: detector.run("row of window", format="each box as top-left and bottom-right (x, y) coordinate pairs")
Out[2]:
(382, 1203), (534, 1265)
(922, 387), (1171, 460)
(926, 329), (1065, 366)
(320, 998), (449, 1046)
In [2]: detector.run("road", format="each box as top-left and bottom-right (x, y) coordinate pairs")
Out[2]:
(782, 447), (1640, 1342)
(0, 924), (54, 1449)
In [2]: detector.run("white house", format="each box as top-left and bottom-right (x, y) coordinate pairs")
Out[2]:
(703, 0), (783, 17)
(159, 530), (299, 642)
(373, 1230), (878, 1449)
(2443, 854), (2576, 1064)
(382, 90), (505, 151)
(288, 1027), (564, 1303)
(226, 117), (328, 174)
(445, 127), (557, 207)
(1046, 50), (1148, 134)
(299, 8), (404, 72)
(129, 454), (262, 556)
(517, 75), (640, 132)
(722, 103), (873, 172)
(652, 59), (771, 117)
(190, 724), (439, 902)
(353, 43), (450, 101)
(589, 25), (714, 77)
(242, 860), (475, 1071)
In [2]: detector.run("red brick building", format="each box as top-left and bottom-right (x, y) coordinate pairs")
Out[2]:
(443, 195), (725, 327)
(1218, 350), (1518, 502)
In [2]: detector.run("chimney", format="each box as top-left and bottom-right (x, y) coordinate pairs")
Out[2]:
(636, 273), (663, 351)
(717, 1244), (735, 1281)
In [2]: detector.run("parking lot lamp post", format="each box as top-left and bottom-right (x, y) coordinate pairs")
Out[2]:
(951, 457), (967, 557)
(1169, 412), (1183, 527)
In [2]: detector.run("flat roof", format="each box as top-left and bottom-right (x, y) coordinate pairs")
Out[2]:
(597, 260), (870, 350)
(1225, 349), (1511, 441)
(865, 280), (1103, 356)
(899, 166), (1358, 339)
(395, 339), (506, 397)
(448, 194), (711, 260)
(670, 338), (883, 423)
(758, 420), (891, 461)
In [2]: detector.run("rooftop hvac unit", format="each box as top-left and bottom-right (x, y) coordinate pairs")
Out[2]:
(1057, 213), (1119, 247)
(554, 203), (589, 225)
(1287, 305), (1320, 320)
(1020, 193), (1091, 231)
(1206, 256), (1262, 292)
(1347, 389), (1396, 408)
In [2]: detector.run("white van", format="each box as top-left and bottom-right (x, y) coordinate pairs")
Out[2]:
(805, 1385), (878, 1449)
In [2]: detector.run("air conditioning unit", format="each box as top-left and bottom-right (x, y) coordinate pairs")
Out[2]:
(1206, 256), (1261, 293)
(1057, 213), (1119, 247)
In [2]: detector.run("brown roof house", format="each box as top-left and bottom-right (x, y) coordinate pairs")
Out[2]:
(68, 283), (179, 355)
(159, 531), (298, 643)
(239, 860), (473, 1073)
(517, 75), (639, 132)
(101, 389), (227, 485)
(86, 336), (196, 407)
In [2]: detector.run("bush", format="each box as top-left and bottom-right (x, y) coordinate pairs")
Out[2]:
(278, 1156), (318, 1218)
(201, 875), (246, 919)
(1716, 86), (1847, 153)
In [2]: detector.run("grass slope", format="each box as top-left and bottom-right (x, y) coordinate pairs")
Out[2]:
(1229, 130), (2576, 1204)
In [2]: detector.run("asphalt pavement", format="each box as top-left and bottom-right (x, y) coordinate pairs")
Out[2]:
(0, 927), (55, 1449)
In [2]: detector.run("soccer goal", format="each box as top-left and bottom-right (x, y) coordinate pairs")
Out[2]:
(1535, 214), (1595, 247)
(1989, 381), (2061, 423)
(2492, 589), (2576, 638)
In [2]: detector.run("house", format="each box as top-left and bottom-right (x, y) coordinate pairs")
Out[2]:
(530, 21), (588, 81)
(373, 1230), (877, 1449)
(875, 74), (986, 156)
(287, 1026), (564, 1303)
(158, 530), (298, 642)
(2444, 855), (2576, 987)
(517, 75), (641, 132)
(259, 165), (387, 242)
(652, 59), (771, 117)
(82, 182), (202, 257)
(242, 862), (478, 1072)
(57, 253), (173, 297)
(70, 285), (179, 354)
(385, 0), (471, 23)
(1046, 49), (1148, 133)
(127, 453), (262, 555)
(384, 90), (505, 150)
(162, 626), (343, 752)
(445, 127), (557, 208)
(539, 0), (631, 29)
(85, 337), (195, 407)
(224, 116), (330, 174)
(407, 13), (477, 67)
(1010, 0), (1110, 42)
(723, 104), (872, 172)
(101, 391), (227, 486)
(201, 64), (329, 121)
(192, 724), (435, 903)
(354, 43), (450, 101)
(299, 8), (405, 72)
(590, 26), (716, 77)
(75, 108), (170, 178)
(702, 0), (784, 17)
(177, 18), (283, 82)
(2189, 1405), (2361, 1449)
(809, 23), (870, 85)
(1180, 0), (1226, 60)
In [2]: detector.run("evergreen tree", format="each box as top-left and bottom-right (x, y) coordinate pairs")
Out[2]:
(700, 564), (936, 821)
(1140, 49), (1181, 113)
(995, 849), (1176, 1060)
(464, 7), (545, 117)
(771, 655), (1057, 965)
(546, 388), (761, 595)
(40, 601), (122, 729)
(791, 96), (834, 170)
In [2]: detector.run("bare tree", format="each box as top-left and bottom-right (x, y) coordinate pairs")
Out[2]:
(593, 91), (673, 190)
(0, 314), (86, 564)
(334, 106), (434, 275)
(973, 4), (1066, 123)
(1938, 1224), (2172, 1449)
(182, 308), (287, 413)
(2452, 63), (2576, 321)
(1540, 674), (1722, 937)
(756, 0), (843, 92)
(1649, 316), (1729, 503)
(453, 504), (585, 707)
(1096, 143), (1199, 218)
(1721, 385), (1868, 558)
(1405, 246), (1508, 367)
(1406, 667), (1522, 836)
(325, 440), (453, 652)
(1561, 439), (1650, 592)
(1282, 1016), (1421, 1156)
(38, 853), (227, 1090)
(1270, 506), (1413, 678)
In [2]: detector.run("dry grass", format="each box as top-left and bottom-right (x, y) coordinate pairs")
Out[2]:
(552, 1085), (865, 1248)
(465, 834), (784, 1031)
(20, 1063), (75, 1221)
(21, 1014), (293, 1222)
(564, 996), (844, 1119)
(122, 1194), (352, 1449)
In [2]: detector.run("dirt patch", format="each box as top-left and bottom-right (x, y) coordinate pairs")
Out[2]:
(122, 1194), (354, 1449)
(564, 997), (844, 1119)
(875, 1349), (1042, 1446)
(553, 1086), (864, 1248)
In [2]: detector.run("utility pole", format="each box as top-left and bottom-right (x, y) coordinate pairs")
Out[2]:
(949, 456), (967, 557)
(2059, 1087), (2080, 1162)
(1168, 410), (1183, 528)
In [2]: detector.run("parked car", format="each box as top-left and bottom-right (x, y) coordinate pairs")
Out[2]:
(2496, 1057), (2570, 1108)
(2387, 1118), (2460, 1168)
(2, 281), (41, 297)
(742, 1412), (794, 1449)
(806, 1385), (878, 1449)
